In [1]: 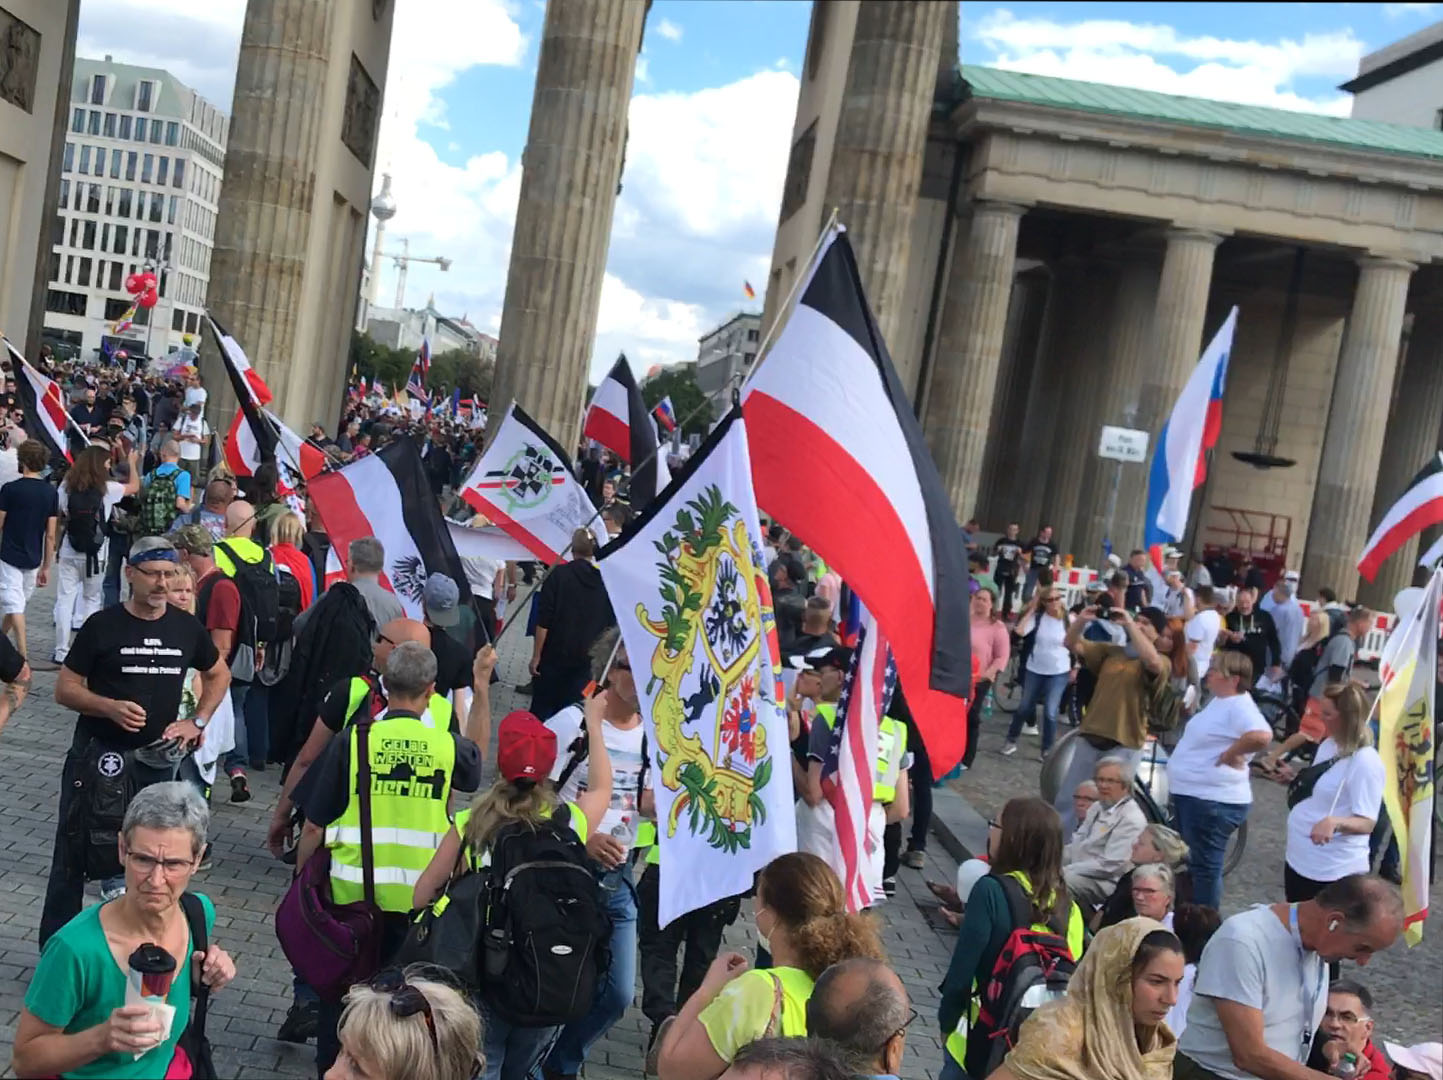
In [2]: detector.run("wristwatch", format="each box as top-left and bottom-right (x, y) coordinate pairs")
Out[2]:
(191, 714), (209, 730)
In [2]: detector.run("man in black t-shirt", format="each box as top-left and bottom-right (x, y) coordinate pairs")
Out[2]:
(40, 536), (229, 946)
(1022, 524), (1057, 602)
(993, 523), (1024, 619)
(1124, 549), (1153, 611)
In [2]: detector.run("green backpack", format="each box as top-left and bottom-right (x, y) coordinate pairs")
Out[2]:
(140, 468), (180, 536)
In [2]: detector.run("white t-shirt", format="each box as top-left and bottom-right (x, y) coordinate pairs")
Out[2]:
(1167, 962), (1197, 1038)
(1166, 692), (1270, 804)
(463, 554), (502, 600)
(1162, 585), (1193, 619)
(176, 414), (208, 461)
(1185, 609), (1222, 676)
(1023, 612), (1070, 675)
(57, 481), (126, 559)
(1285, 739), (1384, 881)
(546, 706), (647, 850)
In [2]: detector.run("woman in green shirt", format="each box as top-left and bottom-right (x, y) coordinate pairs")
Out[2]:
(656, 852), (885, 1080)
(13, 782), (236, 1079)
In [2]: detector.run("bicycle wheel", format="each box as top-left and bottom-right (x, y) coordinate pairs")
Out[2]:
(995, 657), (1023, 712)
(1223, 819), (1248, 877)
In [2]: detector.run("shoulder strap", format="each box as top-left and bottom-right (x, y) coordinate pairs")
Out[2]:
(356, 718), (376, 906)
(994, 873), (1033, 931)
(762, 972), (785, 1038)
(179, 893), (210, 1039)
(554, 713), (589, 789)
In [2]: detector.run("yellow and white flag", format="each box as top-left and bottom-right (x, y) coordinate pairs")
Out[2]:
(1376, 566), (1440, 945)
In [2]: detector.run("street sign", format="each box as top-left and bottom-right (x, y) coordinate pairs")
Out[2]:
(1098, 425), (1149, 463)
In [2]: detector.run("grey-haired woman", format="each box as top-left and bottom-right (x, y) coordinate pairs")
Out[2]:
(13, 782), (236, 1079)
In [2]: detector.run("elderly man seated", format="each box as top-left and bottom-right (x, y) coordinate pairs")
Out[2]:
(1061, 754), (1147, 908)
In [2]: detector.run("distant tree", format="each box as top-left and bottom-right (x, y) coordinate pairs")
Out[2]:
(350, 331), (411, 390)
(641, 365), (711, 437)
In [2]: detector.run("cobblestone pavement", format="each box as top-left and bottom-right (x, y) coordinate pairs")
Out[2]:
(0, 581), (962, 1080)
(954, 704), (1443, 1047)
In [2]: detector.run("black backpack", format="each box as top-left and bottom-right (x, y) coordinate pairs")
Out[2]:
(479, 811), (611, 1027)
(974, 875), (1077, 1075)
(275, 566), (303, 643)
(65, 487), (107, 575)
(215, 541), (280, 648)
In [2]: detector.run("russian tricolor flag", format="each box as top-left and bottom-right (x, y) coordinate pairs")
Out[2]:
(1144, 307), (1238, 572)
(652, 395), (677, 433)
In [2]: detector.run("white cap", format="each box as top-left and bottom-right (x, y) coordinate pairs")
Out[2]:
(1386, 1043), (1442, 1080)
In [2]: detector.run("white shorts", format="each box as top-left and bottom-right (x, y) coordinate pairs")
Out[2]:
(0, 562), (38, 616)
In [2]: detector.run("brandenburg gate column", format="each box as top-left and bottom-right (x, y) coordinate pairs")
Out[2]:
(1304, 257), (1416, 599)
(1116, 227), (1222, 553)
(490, 0), (646, 449)
(923, 200), (1026, 521)
(822, 0), (948, 393)
(1359, 306), (1443, 608)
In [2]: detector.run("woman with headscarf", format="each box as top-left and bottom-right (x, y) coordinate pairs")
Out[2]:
(988, 918), (1183, 1080)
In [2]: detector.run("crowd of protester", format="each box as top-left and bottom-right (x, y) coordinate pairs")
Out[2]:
(0, 355), (1433, 1080)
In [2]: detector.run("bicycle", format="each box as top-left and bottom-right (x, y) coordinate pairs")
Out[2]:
(993, 648), (1023, 712)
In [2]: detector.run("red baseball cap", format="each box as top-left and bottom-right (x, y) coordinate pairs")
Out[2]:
(497, 711), (557, 782)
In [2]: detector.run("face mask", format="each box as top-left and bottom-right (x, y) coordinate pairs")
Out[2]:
(755, 909), (772, 953)
(1283, 580), (1297, 596)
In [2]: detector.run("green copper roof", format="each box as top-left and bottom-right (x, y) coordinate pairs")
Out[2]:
(959, 64), (1443, 160)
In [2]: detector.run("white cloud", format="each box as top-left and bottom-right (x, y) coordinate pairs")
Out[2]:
(971, 9), (1361, 115)
(655, 17), (684, 43)
(1383, 3), (1439, 18)
(636, 55), (651, 85)
(76, 0), (246, 107)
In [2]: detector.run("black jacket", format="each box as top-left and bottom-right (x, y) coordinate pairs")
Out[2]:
(536, 560), (615, 669)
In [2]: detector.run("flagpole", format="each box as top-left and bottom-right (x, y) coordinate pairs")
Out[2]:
(732, 207), (839, 396)
(201, 316), (307, 484)
(2, 338), (92, 449)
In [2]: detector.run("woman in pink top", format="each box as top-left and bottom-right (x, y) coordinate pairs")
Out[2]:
(964, 587), (1011, 768)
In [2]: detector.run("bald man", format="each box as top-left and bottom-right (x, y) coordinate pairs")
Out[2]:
(805, 958), (911, 1080)
(266, 619), (496, 858)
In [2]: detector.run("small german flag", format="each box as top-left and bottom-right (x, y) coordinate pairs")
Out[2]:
(743, 280), (756, 301)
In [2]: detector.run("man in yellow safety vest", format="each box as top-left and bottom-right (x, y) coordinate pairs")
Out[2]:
(293, 639), (482, 1077)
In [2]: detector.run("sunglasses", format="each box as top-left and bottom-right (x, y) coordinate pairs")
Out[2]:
(368, 970), (439, 1059)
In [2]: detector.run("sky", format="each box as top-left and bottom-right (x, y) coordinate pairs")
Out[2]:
(76, 0), (1441, 383)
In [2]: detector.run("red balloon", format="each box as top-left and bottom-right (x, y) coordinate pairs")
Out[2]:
(139, 271), (158, 291)
(124, 273), (144, 294)
(138, 287), (159, 309)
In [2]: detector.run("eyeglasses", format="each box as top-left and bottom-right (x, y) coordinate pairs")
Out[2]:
(987, 818), (1000, 829)
(131, 564), (177, 580)
(1324, 1008), (1369, 1025)
(877, 1007), (919, 1050)
(612, 659), (631, 672)
(125, 849), (195, 877)
(368, 970), (439, 1060)
(376, 632), (396, 646)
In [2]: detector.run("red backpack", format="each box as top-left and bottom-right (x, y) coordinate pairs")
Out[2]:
(975, 874), (1078, 1075)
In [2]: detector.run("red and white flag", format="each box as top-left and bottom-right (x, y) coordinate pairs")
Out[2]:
(742, 225), (972, 775)
(5, 338), (84, 462)
(309, 438), (470, 619)
(458, 401), (598, 563)
(820, 610), (893, 912)
(206, 314), (272, 406)
(1359, 452), (1443, 583)
(583, 355), (669, 508)
(224, 409), (327, 485)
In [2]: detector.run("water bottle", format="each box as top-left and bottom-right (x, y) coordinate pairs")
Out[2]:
(982, 687), (994, 719)
(1332, 1052), (1359, 1079)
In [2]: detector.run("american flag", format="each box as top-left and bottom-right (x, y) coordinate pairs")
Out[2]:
(418, 335), (431, 375)
(405, 352), (428, 403)
(821, 609), (897, 912)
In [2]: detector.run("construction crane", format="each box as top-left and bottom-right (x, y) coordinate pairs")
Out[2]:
(390, 236), (452, 310)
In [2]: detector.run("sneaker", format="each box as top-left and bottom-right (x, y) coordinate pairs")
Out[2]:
(1021, 723), (1040, 738)
(882, 876), (897, 898)
(277, 1000), (319, 1044)
(645, 1016), (675, 1076)
(229, 773), (251, 803)
(197, 844), (213, 872)
(516, 680), (536, 695)
(901, 849), (925, 870)
(1001, 742), (1018, 756)
(98, 882), (126, 902)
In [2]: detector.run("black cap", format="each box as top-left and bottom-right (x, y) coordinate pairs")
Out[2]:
(806, 646), (854, 673)
(1137, 606), (1168, 635)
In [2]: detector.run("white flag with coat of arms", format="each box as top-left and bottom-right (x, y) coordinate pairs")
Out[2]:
(597, 407), (796, 926)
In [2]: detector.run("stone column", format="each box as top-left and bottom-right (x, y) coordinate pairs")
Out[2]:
(1117, 227), (1222, 552)
(1302, 257), (1415, 598)
(1040, 264), (1119, 556)
(1359, 307), (1443, 607)
(1072, 257), (1161, 562)
(978, 268), (1050, 527)
(1014, 259), (1087, 535)
(823, 0), (947, 394)
(205, 0), (334, 428)
(491, 0), (645, 448)
(923, 201), (1025, 521)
